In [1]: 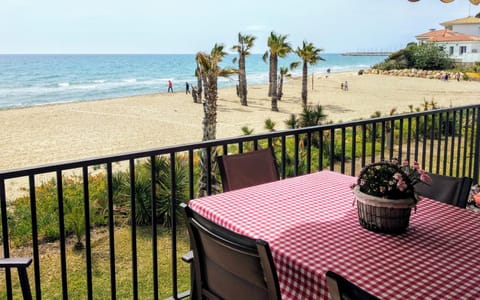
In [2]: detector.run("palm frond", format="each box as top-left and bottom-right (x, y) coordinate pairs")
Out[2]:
(290, 61), (301, 70)
(262, 51), (269, 62)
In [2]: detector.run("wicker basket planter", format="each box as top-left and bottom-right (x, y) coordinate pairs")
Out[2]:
(353, 185), (416, 234)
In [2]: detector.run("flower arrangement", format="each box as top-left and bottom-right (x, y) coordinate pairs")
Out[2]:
(354, 159), (432, 201)
(469, 185), (480, 207)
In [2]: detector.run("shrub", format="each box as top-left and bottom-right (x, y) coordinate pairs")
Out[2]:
(284, 114), (299, 129)
(9, 174), (108, 247)
(123, 156), (189, 227)
(413, 43), (454, 70)
(373, 42), (453, 71)
(264, 118), (276, 131)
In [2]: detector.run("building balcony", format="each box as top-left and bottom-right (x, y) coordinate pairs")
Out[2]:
(1, 105), (479, 299)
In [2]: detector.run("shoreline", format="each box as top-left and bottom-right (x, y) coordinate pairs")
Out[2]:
(1, 72), (479, 172)
(0, 70), (352, 112)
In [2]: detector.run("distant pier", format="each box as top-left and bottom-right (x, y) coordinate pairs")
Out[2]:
(342, 52), (392, 56)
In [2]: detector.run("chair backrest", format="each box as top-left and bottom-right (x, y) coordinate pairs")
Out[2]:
(217, 148), (279, 192)
(182, 203), (281, 300)
(414, 173), (473, 208)
(326, 270), (380, 300)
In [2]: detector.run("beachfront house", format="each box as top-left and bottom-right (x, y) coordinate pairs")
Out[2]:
(416, 16), (480, 63)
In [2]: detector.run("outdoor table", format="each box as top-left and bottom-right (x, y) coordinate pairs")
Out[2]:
(188, 170), (480, 299)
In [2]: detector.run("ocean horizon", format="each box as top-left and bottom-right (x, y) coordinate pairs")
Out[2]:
(0, 53), (387, 110)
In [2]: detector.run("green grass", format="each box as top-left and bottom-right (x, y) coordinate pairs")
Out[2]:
(1, 225), (192, 299)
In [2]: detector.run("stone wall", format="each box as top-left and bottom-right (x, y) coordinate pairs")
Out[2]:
(363, 68), (464, 80)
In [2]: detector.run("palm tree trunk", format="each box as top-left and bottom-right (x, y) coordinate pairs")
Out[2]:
(278, 75), (284, 101)
(198, 74), (221, 197)
(197, 147), (220, 197)
(302, 61), (308, 106)
(239, 53), (248, 106)
(268, 55), (274, 97)
(196, 66), (203, 102)
(202, 72), (208, 100)
(201, 75), (217, 141)
(271, 55), (279, 112)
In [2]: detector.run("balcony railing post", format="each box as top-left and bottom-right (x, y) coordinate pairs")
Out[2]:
(149, 157), (159, 300)
(473, 108), (480, 183)
(0, 178), (13, 300)
(170, 152), (178, 299)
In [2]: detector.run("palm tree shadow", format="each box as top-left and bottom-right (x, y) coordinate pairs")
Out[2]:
(322, 104), (354, 114)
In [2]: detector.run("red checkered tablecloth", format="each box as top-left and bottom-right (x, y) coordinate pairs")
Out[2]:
(188, 170), (480, 299)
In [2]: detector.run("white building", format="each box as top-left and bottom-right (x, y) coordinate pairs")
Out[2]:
(416, 16), (480, 63)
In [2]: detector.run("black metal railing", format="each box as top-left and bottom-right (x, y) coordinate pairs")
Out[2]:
(1, 105), (479, 299)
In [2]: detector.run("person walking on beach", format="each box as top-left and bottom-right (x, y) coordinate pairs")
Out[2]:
(344, 81), (348, 91)
(168, 80), (173, 93)
(185, 82), (190, 94)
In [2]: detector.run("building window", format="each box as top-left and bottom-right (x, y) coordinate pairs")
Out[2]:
(449, 46), (454, 55)
(460, 46), (467, 55)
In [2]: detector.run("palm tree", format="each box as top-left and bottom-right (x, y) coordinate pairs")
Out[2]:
(277, 67), (290, 101)
(295, 41), (325, 107)
(232, 33), (256, 106)
(278, 62), (298, 101)
(263, 32), (292, 111)
(196, 44), (236, 197)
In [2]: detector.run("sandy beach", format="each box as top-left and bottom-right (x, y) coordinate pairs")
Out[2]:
(1, 72), (479, 172)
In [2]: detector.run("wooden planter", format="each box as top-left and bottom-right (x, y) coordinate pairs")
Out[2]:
(353, 186), (416, 234)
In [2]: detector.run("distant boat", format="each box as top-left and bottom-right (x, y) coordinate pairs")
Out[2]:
(342, 52), (392, 56)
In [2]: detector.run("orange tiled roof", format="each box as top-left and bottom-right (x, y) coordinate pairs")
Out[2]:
(409, 0), (480, 4)
(440, 16), (480, 26)
(416, 29), (480, 42)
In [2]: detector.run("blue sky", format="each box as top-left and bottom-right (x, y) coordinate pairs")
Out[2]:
(1, 0), (478, 54)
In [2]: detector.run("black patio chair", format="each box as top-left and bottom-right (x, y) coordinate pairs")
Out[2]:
(414, 173), (473, 208)
(326, 270), (380, 300)
(217, 147), (279, 192)
(0, 257), (33, 299)
(181, 203), (281, 300)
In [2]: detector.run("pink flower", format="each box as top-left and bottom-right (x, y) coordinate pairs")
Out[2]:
(397, 179), (408, 191)
(393, 173), (402, 180)
(402, 160), (409, 166)
(413, 161), (419, 169)
(379, 186), (386, 193)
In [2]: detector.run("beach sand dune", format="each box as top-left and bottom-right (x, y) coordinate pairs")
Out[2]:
(1, 72), (479, 172)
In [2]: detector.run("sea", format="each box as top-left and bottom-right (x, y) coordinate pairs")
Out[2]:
(0, 54), (387, 110)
